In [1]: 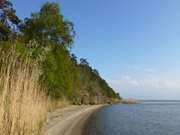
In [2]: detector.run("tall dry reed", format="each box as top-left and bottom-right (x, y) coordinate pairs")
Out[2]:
(0, 47), (49, 135)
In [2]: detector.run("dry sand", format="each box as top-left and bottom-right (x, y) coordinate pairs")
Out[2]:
(43, 105), (103, 135)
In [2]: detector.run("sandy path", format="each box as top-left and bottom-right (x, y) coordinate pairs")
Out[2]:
(43, 105), (103, 135)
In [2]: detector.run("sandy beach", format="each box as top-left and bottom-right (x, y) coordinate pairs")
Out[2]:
(43, 105), (103, 135)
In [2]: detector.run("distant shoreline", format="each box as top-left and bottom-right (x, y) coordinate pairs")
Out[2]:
(121, 98), (141, 104)
(141, 100), (180, 102)
(120, 99), (180, 104)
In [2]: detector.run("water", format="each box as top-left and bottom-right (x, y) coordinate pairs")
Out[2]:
(83, 101), (180, 135)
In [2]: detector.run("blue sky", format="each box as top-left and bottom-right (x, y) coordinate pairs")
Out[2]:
(11, 0), (180, 100)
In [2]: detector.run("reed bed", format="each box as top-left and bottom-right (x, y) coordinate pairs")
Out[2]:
(0, 47), (49, 135)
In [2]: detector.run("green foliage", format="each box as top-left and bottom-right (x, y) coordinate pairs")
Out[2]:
(0, 2), (121, 104)
(77, 62), (120, 100)
(40, 44), (78, 99)
(0, 0), (20, 40)
(22, 2), (74, 47)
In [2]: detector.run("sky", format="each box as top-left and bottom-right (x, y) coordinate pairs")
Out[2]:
(11, 0), (180, 100)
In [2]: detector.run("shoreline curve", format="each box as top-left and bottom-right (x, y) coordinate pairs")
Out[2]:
(43, 105), (104, 135)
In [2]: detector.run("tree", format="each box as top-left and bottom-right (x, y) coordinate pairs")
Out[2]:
(0, 0), (20, 40)
(93, 69), (100, 76)
(22, 2), (74, 47)
(71, 53), (78, 64)
(80, 58), (89, 66)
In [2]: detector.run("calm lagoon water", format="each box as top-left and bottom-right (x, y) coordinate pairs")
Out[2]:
(83, 101), (180, 135)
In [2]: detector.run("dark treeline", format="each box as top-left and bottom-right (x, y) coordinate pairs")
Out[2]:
(0, 0), (121, 104)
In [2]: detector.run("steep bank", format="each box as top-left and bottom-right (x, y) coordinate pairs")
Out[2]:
(43, 105), (103, 135)
(0, 1), (121, 135)
(0, 1), (121, 105)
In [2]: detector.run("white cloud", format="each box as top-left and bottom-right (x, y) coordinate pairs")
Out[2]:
(143, 68), (158, 74)
(108, 76), (180, 100)
(129, 66), (158, 74)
